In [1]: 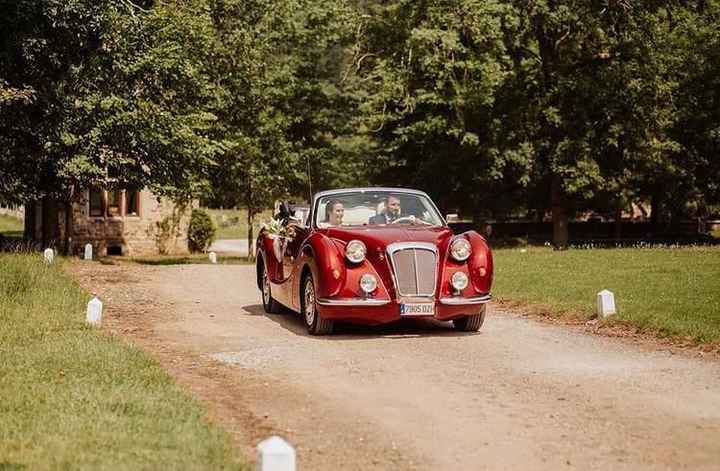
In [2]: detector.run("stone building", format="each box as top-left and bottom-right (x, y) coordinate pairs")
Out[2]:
(24, 188), (193, 256)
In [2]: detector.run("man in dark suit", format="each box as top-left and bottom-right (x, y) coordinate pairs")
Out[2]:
(369, 195), (401, 225)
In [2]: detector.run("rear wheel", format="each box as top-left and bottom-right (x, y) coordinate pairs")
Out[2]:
(453, 305), (487, 332)
(261, 262), (282, 314)
(302, 274), (333, 335)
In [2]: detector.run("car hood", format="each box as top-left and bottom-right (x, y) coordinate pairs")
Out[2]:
(324, 226), (454, 252)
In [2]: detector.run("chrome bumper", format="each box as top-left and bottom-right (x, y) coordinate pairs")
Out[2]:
(438, 293), (492, 305)
(317, 297), (392, 307)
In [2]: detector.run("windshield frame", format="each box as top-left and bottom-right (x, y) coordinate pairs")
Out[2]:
(311, 188), (447, 230)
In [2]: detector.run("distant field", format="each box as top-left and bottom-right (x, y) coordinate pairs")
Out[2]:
(493, 247), (720, 344)
(204, 208), (273, 240)
(0, 254), (245, 470)
(0, 214), (23, 237)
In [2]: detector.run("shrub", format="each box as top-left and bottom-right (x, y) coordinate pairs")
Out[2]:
(188, 209), (216, 253)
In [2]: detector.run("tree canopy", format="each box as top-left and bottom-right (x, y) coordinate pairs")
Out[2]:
(1, 0), (718, 246)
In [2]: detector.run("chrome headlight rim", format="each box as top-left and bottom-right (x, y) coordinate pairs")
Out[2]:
(359, 273), (378, 294)
(345, 240), (367, 264)
(450, 237), (471, 262)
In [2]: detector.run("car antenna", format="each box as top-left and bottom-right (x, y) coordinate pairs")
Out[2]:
(307, 154), (313, 202)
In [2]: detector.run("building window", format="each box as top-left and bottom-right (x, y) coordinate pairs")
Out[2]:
(107, 191), (122, 217)
(88, 189), (140, 218)
(126, 190), (140, 216)
(89, 189), (104, 217)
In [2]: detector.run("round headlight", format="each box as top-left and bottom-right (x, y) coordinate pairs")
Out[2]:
(346, 240), (367, 263)
(359, 273), (378, 294)
(450, 238), (471, 262)
(451, 271), (469, 291)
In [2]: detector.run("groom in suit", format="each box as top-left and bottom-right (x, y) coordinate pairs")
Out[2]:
(369, 195), (401, 225)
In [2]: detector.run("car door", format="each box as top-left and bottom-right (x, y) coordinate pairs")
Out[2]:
(282, 223), (311, 309)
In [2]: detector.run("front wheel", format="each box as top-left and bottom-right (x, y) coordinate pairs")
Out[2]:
(261, 262), (282, 314)
(453, 305), (487, 332)
(302, 274), (333, 335)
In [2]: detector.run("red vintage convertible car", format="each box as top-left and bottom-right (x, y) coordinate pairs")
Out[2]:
(256, 188), (493, 335)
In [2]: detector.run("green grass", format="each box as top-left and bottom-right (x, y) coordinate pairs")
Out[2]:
(126, 254), (253, 266)
(0, 214), (23, 237)
(0, 254), (245, 470)
(493, 247), (720, 343)
(204, 208), (273, 240)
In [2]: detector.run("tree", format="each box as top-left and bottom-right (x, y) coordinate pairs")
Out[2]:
(0, 0), (220, 251)
(207, 0), (359, 259)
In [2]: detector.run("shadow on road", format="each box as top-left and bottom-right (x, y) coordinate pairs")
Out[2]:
(242, 303), (481, 339)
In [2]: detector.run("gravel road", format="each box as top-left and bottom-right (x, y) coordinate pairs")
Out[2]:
(70, 262), (720, 471)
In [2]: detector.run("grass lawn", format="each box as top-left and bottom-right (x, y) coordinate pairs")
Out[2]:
(0, 254), (245, 470)
(493, 247), (720, 343)
(126, 254), (253, 265)
(205, 208), (273, 240)
(0, 214), (23, 237)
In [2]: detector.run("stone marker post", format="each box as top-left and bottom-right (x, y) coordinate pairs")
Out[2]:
(596, 289), (616, 318)
(209, 251), (217, 264)
(86, 296), (103, 326)
(257, 436), (296, 471)
(44, 248), (54, 264)
(84, 243), (93, 261)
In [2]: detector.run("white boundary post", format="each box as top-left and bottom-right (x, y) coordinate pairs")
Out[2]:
(597, 289), (616, 318)
(257, 436), (296, 471)
(84, 243), (93, 261)
(86, 296), (103, 326)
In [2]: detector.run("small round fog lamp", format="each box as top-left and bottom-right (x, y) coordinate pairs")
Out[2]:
(451, 271), (469, 291)
(360, 273), (378, 294)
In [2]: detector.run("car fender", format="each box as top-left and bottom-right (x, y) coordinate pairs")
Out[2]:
(256, 234), (284, 285)
(299, 232), (346, 299)
(462, 231), (493, 293)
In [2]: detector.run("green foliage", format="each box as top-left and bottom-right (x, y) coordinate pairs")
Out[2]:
(187, 209), (217, 253)
(0, 254), (244, 469)
(2, 0), (719, 242)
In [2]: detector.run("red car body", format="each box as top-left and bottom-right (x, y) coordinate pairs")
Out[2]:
(256, 188), (493, 334)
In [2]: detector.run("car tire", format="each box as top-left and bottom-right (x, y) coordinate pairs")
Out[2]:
(302, 274), (333, 335)
(453, 305), (486, 332)
(261, 261), (282, 314)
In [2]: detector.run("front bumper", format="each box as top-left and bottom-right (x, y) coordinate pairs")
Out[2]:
(316, 293), (491, 325)
(439, 293), (492, 305)
(317, 297), (391, 307)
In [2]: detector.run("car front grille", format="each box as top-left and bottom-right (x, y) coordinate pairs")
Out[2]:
(388, 244), (437, 297)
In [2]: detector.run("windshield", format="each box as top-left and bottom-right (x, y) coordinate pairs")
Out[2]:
(315, 191), (444, 228)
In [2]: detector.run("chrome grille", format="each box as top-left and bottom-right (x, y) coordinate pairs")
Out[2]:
(388, 243), (437, 297)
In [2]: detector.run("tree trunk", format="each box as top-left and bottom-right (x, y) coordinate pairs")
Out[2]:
(650, 193), (661, 227)
(24, 202), (35, 240)
(246, 205), (255, 262)
(41, 197), (60, 249)
(614, 206), (622, 241)
(63, 200), (74, 255)
(551, 176), (569, 249)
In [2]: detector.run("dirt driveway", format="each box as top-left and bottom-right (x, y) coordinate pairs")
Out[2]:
(68, 261), (720, 471)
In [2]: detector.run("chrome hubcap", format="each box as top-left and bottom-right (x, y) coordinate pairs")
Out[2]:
(304, 280), (316, 326)
(262, 270), (271, 305)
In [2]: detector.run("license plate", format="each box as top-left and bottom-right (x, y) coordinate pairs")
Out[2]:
(400, 303), (435, 316)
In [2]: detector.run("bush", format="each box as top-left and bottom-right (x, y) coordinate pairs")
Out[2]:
(188, 209), (216, 253)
